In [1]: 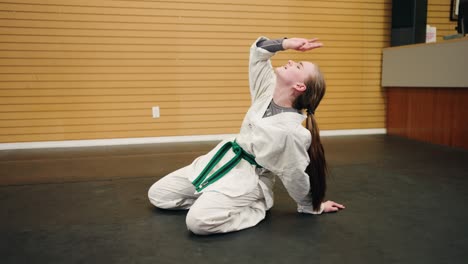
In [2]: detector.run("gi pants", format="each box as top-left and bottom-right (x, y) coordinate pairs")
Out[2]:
(148, 165), (268, 235)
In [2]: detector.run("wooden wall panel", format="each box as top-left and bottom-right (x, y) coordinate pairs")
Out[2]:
(386, 88), (468, 150)
(407, 88), (435, 142)
(432, 89), (454, 146)
(386, 88), (408, 137)
(0, 0), (392, 143)
(451, 89), (468, 148)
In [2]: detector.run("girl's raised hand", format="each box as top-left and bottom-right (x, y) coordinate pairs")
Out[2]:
(283, 38), (323, 52)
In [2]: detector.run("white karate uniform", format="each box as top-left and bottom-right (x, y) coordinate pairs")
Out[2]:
(148, 36), (324, 235)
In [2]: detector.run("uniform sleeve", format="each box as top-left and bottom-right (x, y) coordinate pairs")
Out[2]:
(257, 38), (285, 53)
(249, 36), (277, 102)
(251, 124), (324, 215)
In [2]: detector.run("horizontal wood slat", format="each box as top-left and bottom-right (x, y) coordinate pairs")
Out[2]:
(0, 115), (386, 130)
(0, 100), (385, 112)
(0, 108), (385, 120)
(0, 51), (384, 61)
(0, 73), (382, 82)
(0, 44), (386, 53)
(0, 116), (386, 134)
(0, 19), (390, 30)
(0, 66), (382, 75)
(0, 58), (385, 67)
(0, 28), (389, 38)
(0, 121), (386, 142)
(0, 11), (391, 24)
(0, 42), (387, 50)
(0, 34), (390, 44)
(0, 88), (384, 97)
(0, 2), (391, 17)
(1, 0), (392, 9)
(0, 79), (383, 88)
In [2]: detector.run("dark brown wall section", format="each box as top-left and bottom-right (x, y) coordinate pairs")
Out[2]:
(387, 87), (468, 149)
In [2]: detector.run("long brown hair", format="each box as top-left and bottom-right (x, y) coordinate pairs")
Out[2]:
(292, 65), (327, 211)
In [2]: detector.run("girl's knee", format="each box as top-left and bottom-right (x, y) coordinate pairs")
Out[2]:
(185, 200), (267, 235)
(185, 206), (219, 235)
(186, 207), (207, 235)
(148, 179), (196, 210)
(147, 182), (170, 209)
(148, 182), (162, 207)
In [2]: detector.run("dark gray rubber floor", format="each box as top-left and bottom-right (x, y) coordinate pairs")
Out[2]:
(1, 135), (467, 264)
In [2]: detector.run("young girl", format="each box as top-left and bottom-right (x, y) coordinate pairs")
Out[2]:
(148, 36), (345, 235)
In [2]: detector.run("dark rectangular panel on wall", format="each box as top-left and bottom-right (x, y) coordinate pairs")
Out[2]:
(391, 0), (428, 46)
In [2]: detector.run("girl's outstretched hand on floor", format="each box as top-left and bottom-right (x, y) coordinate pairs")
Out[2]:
(322, 200), (345, 213)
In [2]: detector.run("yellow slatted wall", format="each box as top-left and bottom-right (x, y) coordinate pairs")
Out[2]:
(0, 0), (454, 143)
(427, 0), (459, 42)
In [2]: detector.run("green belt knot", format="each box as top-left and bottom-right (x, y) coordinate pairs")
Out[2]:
(191, 140), (261, 192)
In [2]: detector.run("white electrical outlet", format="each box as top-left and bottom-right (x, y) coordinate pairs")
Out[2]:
(152, 106), (160, 118)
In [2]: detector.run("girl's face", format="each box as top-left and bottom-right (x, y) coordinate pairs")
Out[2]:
(275, 60), (316, 88)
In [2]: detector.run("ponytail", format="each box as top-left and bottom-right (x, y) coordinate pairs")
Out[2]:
(305, 113), (327, 211)
(292, 64), (327, 211)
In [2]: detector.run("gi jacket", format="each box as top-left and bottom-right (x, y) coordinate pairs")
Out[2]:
(187, 37), (323, 214)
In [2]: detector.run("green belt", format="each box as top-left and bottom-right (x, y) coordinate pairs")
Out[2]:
(192, 140), (261, 192)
